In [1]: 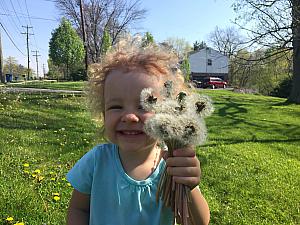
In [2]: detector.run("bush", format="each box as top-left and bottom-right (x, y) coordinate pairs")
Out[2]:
(70, 68), (87, 81)
(270, 77), (292, 98)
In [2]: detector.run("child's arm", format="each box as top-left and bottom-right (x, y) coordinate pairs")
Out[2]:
(165, 147), (210, 225)
(67, 189), (90, 225)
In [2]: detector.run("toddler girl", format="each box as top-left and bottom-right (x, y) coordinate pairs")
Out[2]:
(66, 37), (210, 225)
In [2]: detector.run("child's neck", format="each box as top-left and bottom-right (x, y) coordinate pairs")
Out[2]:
(118, 145), (163, 181)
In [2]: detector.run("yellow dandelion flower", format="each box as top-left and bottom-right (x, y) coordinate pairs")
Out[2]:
(6, 217), (14, 221)
(34, 169), (41, 174)
(53, 196), (60, 201)
(50, 178), (56, 181)
(53, 192), (60, 196)
(67, 183), (72, 187)
(23, 163), (29, 167)
(32, 174), (37, 178)
(38, 176), (44, 182)
(14, 222), (24, 225)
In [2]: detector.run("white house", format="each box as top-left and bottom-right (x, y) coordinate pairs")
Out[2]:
(188, 47), (229, 81)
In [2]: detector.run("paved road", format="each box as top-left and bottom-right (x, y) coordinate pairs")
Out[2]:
(0, 87), (83, 94)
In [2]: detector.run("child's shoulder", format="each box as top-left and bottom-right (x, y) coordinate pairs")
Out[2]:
(87, 143), (117, 158)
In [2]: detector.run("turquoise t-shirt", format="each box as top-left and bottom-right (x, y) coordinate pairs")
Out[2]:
(67, 143), (173, 225)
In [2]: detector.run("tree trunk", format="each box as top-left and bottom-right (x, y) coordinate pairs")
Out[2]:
(289, 0), (300, 103)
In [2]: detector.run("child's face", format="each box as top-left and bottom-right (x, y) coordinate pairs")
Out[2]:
(103, 68), (162, 154)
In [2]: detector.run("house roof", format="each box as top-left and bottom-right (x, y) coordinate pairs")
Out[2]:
(188, 47), (226, 57)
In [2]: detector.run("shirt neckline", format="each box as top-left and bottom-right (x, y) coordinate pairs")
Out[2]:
(113, 144), (165, 186)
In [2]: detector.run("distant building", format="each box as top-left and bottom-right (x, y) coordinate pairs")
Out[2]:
(188, 47), (229, 81)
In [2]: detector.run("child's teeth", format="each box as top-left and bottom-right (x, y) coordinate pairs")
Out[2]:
(124, 131), (140, 135)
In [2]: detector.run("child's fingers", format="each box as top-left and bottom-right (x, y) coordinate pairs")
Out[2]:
(173, 147), (195, 157)
(172, 176), (200, 188)
(167, 166), (200, 178)
(162, 151), (169, 161)
(166, 156), (199, 167)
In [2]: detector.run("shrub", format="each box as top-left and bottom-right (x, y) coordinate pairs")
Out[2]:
(270, 77), (292, 98)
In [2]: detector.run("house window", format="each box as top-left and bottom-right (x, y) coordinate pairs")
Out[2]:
(207, 59), (212, 66)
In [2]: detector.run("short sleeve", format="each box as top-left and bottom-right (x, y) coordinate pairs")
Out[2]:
(66, 146), (98, 194)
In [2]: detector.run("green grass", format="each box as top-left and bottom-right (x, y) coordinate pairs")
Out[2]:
(0, 89), (299, 224)
(197, 90), (300, 225)
(0, 92), (99, 225)
(4, 81), (85, 91)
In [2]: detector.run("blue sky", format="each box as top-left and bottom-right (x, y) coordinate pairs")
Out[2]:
(0, 0), (236, 76)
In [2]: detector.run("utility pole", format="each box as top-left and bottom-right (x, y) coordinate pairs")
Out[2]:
(32, 50), (41, 78)
(79, 0), (88, 79)
(43, 63), (46, 78)
(21, 25), (33, 80)
(0, 30), (4, 83)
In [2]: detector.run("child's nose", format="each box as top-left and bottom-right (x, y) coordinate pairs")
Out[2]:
(121, 113), (140, 123)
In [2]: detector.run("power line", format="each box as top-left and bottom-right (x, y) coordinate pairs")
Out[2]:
(9, 0), (23, 27)
(0, 1), (23, 35)
(0, 13), (57, 22)
(24, 0), (40, 55)
(0, 21), (25, 55)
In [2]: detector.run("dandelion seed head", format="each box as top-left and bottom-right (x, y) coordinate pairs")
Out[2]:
(180, 115), (207, 145)
(176, 91), (187, 103)
(140, 88), (157, 111)
(161, 80), (174, 98)
(187, 94), (214, 117)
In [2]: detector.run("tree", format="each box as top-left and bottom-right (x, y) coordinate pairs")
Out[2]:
(3, 56), (29, 80)
(233, 0), (300, 103)
(208, 26), (244, 58)
(54, 0), (146, 63)
(180, 57), (191, 82)
(193, 41), (207, 51)
(47, 58), (63, 80)
(163, 37), (192, 60)
(141, 32), (154, 47)
(229, 48), (291, 94)
(100, 29), (112, 56)
(49, 18), (85, 80)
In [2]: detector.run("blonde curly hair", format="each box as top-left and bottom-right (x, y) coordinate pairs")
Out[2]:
(87, 35), (186, 122)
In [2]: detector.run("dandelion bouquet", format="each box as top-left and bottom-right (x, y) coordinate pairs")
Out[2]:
(140, 81), (214, 225)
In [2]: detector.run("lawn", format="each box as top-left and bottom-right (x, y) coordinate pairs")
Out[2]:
(0, 87), (299, 225)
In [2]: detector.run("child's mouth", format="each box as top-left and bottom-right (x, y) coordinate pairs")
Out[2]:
(118, 130), (144, 135)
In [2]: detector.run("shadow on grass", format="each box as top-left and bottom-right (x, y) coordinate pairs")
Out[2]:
(212, 96), (300, 140)
(205, 138), (300, 147)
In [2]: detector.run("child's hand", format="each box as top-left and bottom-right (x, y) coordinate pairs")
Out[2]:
(164, 146), (201, 190)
